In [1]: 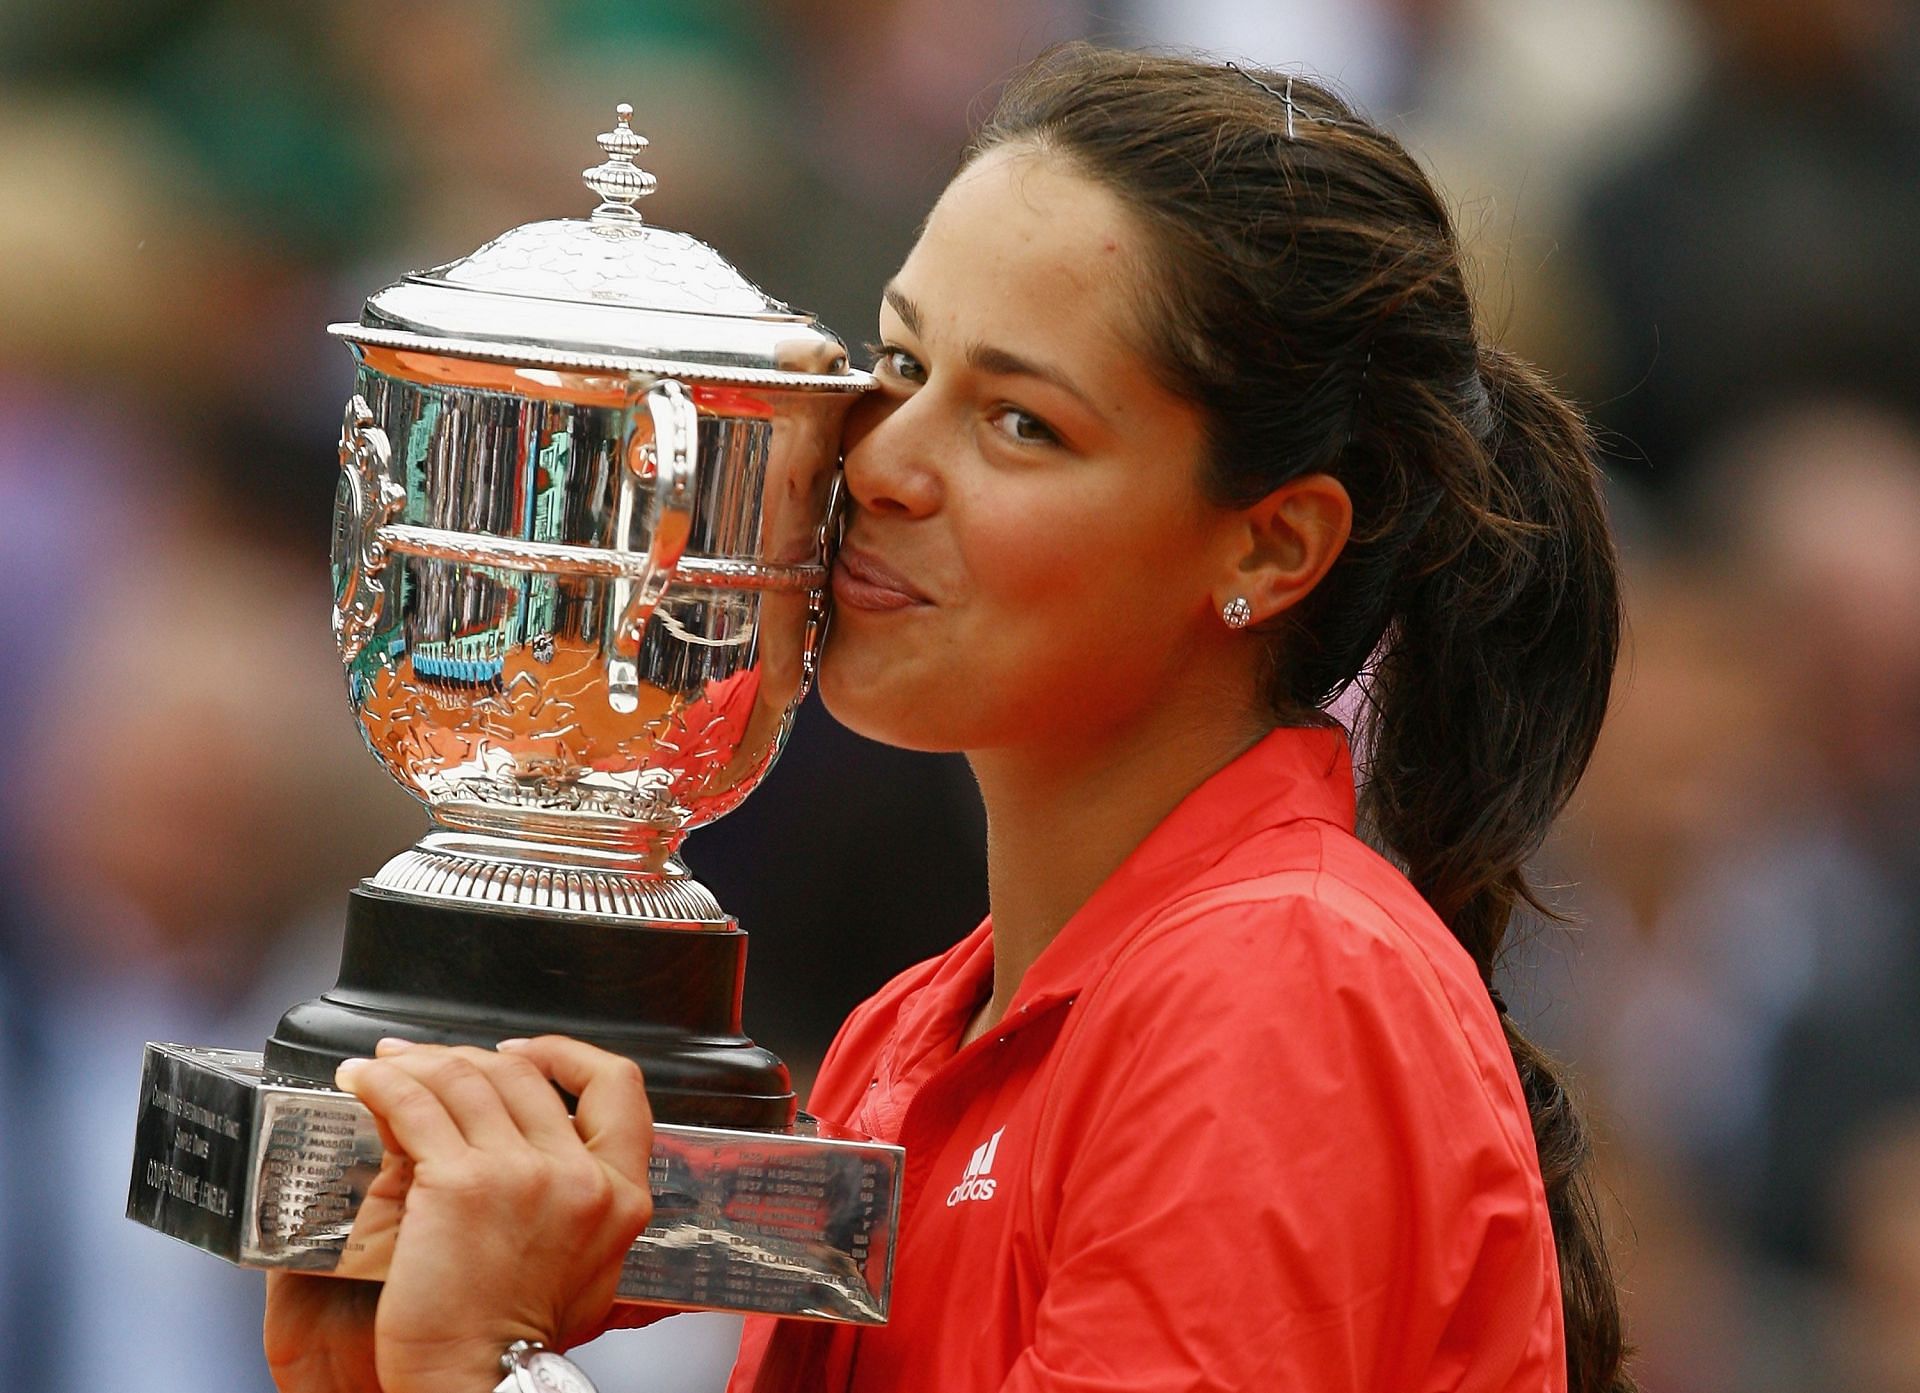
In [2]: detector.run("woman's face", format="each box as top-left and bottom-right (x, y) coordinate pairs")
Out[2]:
(818, 145), (1247, 756)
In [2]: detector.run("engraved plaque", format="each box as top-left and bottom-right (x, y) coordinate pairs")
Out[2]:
(127, 1047), (252, 1253)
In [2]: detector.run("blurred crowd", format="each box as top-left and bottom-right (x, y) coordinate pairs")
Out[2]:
(0, 0), (1914, 1389)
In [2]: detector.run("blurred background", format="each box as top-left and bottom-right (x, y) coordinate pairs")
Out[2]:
(0, 0), (1915, 1389)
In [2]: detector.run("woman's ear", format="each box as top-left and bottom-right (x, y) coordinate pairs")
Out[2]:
(1215, 473), (1352, 624)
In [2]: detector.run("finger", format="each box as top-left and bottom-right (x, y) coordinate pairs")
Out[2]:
(336, 1057), (468, 1163)
(364, 1146), (414, 1204)
(373, 1038), (562, 1148)
(440, 1045), (580, 1153)
(497, 1037), (654, 1187)
(372, 1046), (535, 1151)
(366, 1108), (403, 1160)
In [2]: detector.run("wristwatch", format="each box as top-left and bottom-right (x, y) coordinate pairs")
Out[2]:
(493, 1339), (599, 1393)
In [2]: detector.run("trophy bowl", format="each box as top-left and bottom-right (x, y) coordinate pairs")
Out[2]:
(332, 360), (849, 913)
(264, 104), (872, 1128)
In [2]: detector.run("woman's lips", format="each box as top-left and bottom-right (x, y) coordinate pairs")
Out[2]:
(832, 546), (932, 611)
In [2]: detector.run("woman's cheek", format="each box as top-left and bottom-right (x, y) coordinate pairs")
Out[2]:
(959, 497), (1082, 608)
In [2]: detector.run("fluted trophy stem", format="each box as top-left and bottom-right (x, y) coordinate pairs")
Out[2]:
(367, 827), (728, 926)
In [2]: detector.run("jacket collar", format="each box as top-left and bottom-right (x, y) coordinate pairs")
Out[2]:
(1006, 724), (1355, 1015)
(879, 726), (1355, 1080)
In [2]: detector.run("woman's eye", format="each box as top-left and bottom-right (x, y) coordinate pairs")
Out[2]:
(864, 342), (926, 385)
(990, 407), (1061, 447)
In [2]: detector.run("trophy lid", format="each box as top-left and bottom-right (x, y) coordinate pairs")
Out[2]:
(330, 104), (865, 391)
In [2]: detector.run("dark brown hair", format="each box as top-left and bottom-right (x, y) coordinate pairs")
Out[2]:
(972, 45), (1631, 1392)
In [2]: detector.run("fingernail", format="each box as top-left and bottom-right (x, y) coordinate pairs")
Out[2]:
(375, 1037), (416, 1054)
(335, 1058), (370, 1089)
(495, 1038), (531, 1051)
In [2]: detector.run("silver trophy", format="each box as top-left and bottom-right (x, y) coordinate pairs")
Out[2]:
(128, 105), (901, 1324)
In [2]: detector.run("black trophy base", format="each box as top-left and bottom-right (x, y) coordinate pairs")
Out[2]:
(266, 887), (794, 1130)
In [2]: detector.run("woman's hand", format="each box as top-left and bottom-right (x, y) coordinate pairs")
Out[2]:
(334, 1035), (655, 1393)
(264, 1270), (381, 1392)
(262, 1139), (414, 1391)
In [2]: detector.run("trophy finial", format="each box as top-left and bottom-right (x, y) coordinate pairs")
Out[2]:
(584, 102), (656, 221)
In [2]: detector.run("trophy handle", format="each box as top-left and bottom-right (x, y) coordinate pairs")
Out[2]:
(799, 469), (848, 694)
(332, 394), (405, 664)
(607, 377), (699, 713)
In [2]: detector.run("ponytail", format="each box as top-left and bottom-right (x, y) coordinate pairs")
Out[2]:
(1363, 347), (1618, 955)
(1359, 346), (1631, 1393)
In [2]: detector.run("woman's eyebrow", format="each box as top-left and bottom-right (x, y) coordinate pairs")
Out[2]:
(884, 281), (1101, 417)
(882, 284), (922, 335)
(967, 343), (1099, 415)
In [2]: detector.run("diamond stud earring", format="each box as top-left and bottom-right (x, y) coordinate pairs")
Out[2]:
(1221, 597), (1254, 630)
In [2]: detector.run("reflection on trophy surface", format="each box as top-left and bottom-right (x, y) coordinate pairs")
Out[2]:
(127, 103), (902, 1324)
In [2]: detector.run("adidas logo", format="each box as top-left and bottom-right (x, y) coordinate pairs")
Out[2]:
(946, 1126), (1006, 1207)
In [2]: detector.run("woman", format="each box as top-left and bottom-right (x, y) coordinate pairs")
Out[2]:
(266, 46), (1631, 1393)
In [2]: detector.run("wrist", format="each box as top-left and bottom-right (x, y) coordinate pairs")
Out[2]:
(378, 1326), (551, 1393)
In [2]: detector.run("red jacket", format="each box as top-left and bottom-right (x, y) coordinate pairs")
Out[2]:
(730, 726), (1565, 1392)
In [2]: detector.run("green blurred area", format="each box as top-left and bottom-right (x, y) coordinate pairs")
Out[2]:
(0, 0), (777, 262)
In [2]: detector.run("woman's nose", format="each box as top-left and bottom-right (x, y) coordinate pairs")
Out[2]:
(841, 390), (943, 518)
